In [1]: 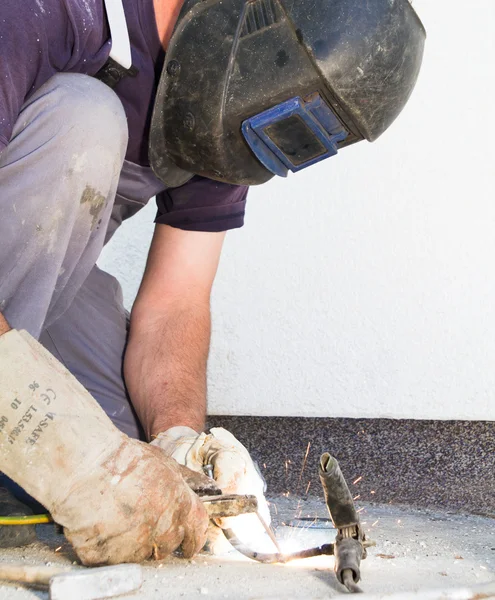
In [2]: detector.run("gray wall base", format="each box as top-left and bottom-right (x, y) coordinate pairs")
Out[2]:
(208, 417), (495, 517)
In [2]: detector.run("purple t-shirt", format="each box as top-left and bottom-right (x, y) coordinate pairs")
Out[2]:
(0, 0), (248, 232)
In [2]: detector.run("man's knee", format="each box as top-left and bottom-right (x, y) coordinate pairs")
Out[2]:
(39, 73), (128, 162)
(6, 73), (128, 174)
(0, 73), (129, 225)
(0, 75), (129, 337)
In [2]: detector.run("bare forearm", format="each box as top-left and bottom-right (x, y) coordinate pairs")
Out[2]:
(124, 304), (211, 440)
(0, 312), (11, 336)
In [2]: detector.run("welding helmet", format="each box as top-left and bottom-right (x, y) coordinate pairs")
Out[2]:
(149, 0), (426, 187)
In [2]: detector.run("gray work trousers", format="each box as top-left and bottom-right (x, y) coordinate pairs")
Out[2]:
(0, 74), (166, 440)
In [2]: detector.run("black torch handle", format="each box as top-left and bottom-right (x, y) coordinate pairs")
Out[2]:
(319, 452), (360, 529)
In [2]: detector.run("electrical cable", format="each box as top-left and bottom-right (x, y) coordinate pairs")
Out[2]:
(0, 514), (52, 526)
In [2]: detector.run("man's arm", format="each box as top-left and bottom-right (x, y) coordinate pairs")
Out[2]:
(0, 312), (10, 336)
(124, 223), (226, 440)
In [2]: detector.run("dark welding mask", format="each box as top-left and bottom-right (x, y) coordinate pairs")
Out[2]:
(149, 0), (426, 187)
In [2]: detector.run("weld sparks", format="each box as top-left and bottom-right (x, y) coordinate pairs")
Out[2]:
(297, 442), (311, 492)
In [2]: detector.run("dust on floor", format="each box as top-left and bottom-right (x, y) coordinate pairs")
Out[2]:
(0, 496), (493, 599)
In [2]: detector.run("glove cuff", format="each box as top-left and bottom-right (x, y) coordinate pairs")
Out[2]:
(0, 329), (125, 511)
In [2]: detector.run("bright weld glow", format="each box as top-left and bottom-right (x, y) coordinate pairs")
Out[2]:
(283, 555), (330, 569)
(279, 537), (306, 555)
(282, 531), (332, 569)
(227, 518), (278, 553)
(228, 517), (330, 567)
(276, 534), (331, 569)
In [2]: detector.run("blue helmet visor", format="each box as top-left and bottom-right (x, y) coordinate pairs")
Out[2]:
(242, 93), (349, 178)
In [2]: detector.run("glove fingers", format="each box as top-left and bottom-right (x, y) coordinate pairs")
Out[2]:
(207, 447), (272, 527)
(177, 493), (209, 558)
(141, 446), (209, 559)
(185, 492), (209, 557)
(181, 521), (207, 558)
(154, 485), (209, 560)
(66, 523), (153, 566)
(209, 451), (248, 494)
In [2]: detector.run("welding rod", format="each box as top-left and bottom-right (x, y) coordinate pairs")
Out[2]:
(222, 528), (335, 564)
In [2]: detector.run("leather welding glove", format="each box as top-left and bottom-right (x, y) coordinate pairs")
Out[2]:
(0, 329), (208, 566)
(152, 425), (272, 553)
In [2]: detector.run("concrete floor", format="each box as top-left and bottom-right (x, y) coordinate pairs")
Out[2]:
(0, 496), (493, 599)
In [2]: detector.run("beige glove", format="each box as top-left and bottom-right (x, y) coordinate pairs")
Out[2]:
(152, 425), (271, 552)
(0, 330), (208, 565)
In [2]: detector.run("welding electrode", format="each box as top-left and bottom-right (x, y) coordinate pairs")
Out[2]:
(221, 528), (335, 564)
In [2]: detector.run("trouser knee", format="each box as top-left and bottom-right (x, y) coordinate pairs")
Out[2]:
(0, 74), (129, 336)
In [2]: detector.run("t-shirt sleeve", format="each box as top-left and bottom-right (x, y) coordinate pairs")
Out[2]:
(155, 176), (249, 232)
(0, 1), (47, 154)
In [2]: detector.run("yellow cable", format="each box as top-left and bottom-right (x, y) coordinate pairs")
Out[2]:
(0, 514), (52, 526)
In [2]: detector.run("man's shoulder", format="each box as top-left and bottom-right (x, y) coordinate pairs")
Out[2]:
(22, 0), (103, 23)
(9, 0), (107, 53)
(60, 0), (106, 30)
(7, 0), (70, 27)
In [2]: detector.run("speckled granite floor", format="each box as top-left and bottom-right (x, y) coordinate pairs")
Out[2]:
(208, 417), (495, 517)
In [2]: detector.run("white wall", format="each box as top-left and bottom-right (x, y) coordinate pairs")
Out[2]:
(99, 0), (495, 421)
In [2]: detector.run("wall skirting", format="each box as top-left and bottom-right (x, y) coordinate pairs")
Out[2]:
(208, 417), (495, 517)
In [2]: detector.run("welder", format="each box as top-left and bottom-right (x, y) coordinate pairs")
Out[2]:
(0, 0), (425, 564)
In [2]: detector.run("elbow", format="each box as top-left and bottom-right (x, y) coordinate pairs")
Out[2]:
(129, 292), (212, 338)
